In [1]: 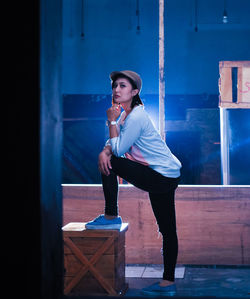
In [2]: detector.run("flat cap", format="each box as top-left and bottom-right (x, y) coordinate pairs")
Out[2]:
(110, 70), (142, 92)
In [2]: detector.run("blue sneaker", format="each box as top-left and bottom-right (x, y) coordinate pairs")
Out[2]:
(141, 282), (176, 297)
(85, 214), (122, 230)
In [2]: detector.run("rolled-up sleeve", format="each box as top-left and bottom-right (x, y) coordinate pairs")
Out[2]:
(105, 138), (111, 147)
(110, 113), (142, 156)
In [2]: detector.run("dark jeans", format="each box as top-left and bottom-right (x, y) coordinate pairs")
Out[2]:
(101, 155), (180, 282)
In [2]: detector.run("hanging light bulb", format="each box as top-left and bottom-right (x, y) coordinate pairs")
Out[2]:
(194, 0), (198, 32)
(136, 0), (140, 34)
(223, 9), (228, 23)
(223, 0), (228, 23)
(80, 0), (85, 39)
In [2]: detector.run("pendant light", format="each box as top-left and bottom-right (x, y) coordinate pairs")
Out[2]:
(223, 0), (228, 23)
(136, 0), (140, 34)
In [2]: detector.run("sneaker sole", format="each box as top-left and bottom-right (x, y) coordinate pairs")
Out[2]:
(85, 224), (122, 230)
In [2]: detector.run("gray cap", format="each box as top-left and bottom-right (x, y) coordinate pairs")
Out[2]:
(110, 70), (142, 92)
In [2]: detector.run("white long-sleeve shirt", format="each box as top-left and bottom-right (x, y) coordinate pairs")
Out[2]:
(106, 105), (181, 178)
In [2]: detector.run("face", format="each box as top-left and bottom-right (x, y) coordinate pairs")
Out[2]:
(112, 77), (138, 105)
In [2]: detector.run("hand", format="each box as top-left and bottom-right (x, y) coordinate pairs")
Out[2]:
(98, 150), (112, 176)
(106, 104), (121, 121)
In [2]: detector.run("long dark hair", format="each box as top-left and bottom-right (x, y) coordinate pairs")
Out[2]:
(111, 75), (143, 109)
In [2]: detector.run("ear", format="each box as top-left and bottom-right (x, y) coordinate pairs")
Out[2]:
(132, 89), (139, 96)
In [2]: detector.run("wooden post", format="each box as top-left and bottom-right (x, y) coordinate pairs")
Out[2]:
(220, 108), (230, 185)
(159, 0), (165, 140)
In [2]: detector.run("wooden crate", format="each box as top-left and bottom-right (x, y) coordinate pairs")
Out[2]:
(63, 222), (129, 296)
(219, 61), (250, 108)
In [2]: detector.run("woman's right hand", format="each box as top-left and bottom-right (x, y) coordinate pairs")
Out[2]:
(98, 150), (112, 176)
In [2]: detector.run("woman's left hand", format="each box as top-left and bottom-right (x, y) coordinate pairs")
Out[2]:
(106, 104), (121, 121)
(98, 150), (112, 176)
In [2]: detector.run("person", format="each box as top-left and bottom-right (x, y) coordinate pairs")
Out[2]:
(86, 70), (182, 296)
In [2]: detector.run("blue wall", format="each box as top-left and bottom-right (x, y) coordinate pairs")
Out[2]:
(62, 0), (250, 95)
(62, 0), (158, 94)
(165, 0), (250, 94)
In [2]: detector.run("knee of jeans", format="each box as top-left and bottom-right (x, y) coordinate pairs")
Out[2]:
(110, 155), (121, 171)
(160, 229), (178, 239)
(110, 155), (117, 165)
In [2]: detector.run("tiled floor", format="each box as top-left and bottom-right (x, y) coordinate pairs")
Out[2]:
(125, 264), (185, 279)
(64, 265), (250, 298)
(125, 265), (250, 298)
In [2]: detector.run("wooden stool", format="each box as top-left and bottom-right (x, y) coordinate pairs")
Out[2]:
(62, 222), (129, 296)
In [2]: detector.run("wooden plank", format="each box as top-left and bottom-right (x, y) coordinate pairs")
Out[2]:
(64, 274), (115, 295)
(219, 61), (250, 68)
(62, 222), (85, 231)
(219, 66), (232, 102)
(64, 237), (92, 294)
(219, 102), (250, 108)
(239, 66), (250, 103)
(64, 254), (115, 276)
(63, 185), (250, 265)
(64, 237), (115, 255)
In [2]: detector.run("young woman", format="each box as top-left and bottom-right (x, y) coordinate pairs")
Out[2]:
(86, 70), (182, 296)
